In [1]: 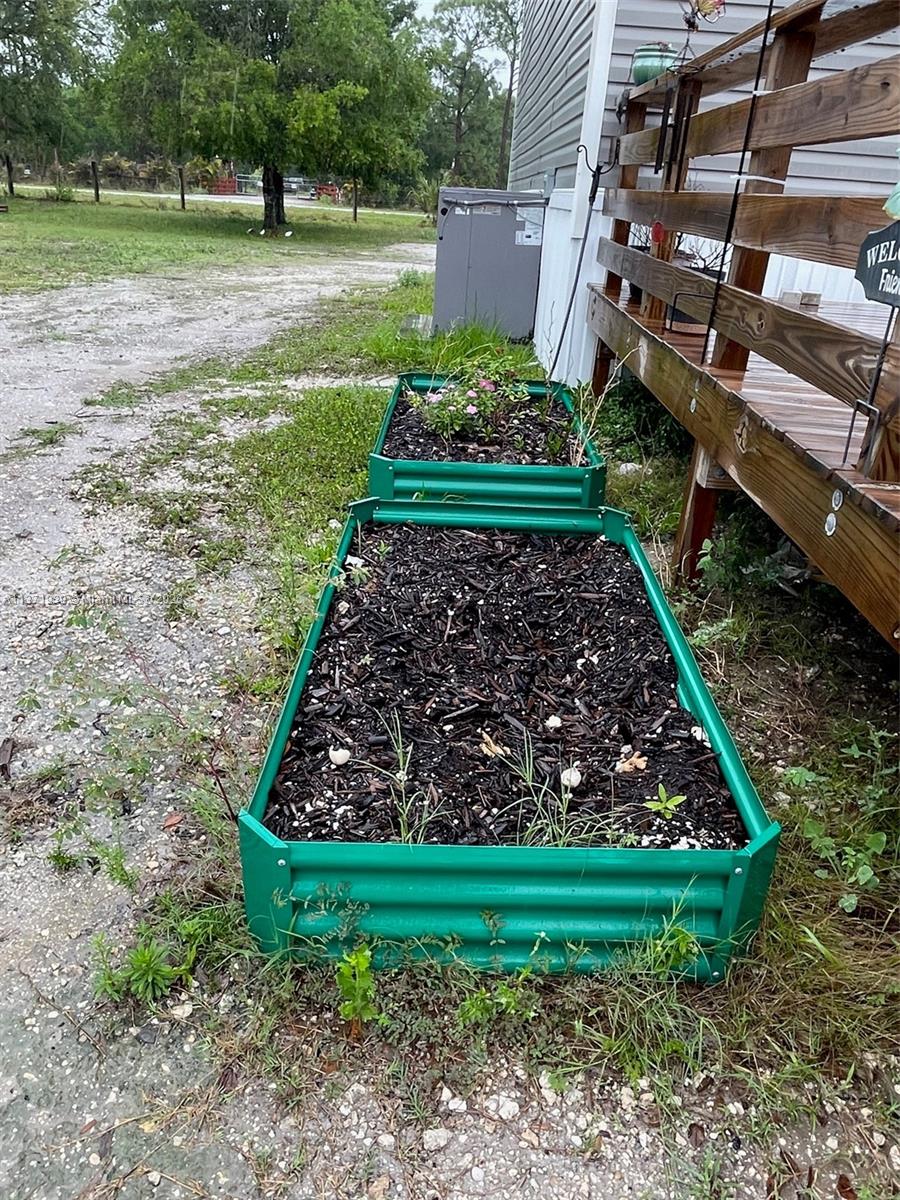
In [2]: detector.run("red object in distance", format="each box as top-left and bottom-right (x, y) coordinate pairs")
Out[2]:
(651, 221), (666, 244)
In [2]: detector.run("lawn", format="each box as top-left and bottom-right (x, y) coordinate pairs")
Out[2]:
(0, 190), (433, 292)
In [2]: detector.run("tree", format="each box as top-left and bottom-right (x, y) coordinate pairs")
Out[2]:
(427, 0), (497, 181)
(108, 0), (428, 229)
(0, 0), (98, 168)
(420, 62), (505, 188)
(485, 0), (521, 188)
(422, 0), (519, 189)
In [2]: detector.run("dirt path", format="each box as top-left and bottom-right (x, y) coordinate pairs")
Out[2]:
(0, 243), (433, 443)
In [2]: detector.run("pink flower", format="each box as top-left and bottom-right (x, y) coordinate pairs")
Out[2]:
(478, 379), (496, 391)
(465, 404), (478, 415)
(466, 389), (478, 398)
(425, 391), (441, 404)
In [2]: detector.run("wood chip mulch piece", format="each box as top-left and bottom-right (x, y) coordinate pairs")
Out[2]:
(266, 524), (743, 850)
(380, 391), (579, 465)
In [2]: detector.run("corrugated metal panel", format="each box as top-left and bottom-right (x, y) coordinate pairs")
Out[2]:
(369, 373), (606, 508)
(240, 500), (779, 977)
(509, 0), (899, 195)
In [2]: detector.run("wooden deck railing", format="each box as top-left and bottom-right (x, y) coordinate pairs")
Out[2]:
(588, 0), (900, 644)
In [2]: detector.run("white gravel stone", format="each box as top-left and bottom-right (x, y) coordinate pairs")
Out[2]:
(423, 1127), (451, 1152)
(485, 1094), (520, 1121)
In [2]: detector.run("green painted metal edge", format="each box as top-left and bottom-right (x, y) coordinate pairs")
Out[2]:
(368, 372), (606, 508)
(240, 498), (779, 978)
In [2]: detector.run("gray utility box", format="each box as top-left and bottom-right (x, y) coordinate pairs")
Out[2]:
(434, 187), (547, 340)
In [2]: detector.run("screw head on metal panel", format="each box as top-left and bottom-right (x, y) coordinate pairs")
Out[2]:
(831, 489), (843, 511)
(824, 513), (837, 536)
(734, 867), (743, 875)
(277, 858), (287, 867)
(712, 971), (721, 978)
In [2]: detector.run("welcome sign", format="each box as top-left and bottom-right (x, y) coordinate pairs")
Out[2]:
(856, 221), (900, 305)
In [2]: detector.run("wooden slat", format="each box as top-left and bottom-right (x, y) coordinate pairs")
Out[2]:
(601, 191), (889, 271)
(628, 0), (898, 104)
(587, 290), (900, 645)
(619, 56), (900, 165)
(597, 240), (900, 427)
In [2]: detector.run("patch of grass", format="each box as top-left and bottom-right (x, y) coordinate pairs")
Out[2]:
(605, 458), (684, 537)
(73, 462), (136, 507)
(231, 273), (539, 384)
(83, 381), (143, 408)
(162, 579), (199, 622)
(48, 543), (98, 569)
(195, 535), (246, 575)
(7, 421), (81, 455)
(142, 490), (202, 530)
(226, 384), (390, 655)
(0, 192), (432, 292)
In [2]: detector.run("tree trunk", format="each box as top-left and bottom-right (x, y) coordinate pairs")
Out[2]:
(274, 167), (287, 226)
(352, 178), (359, 223)
(497, 54), (516, 189)
(262, 162), (279, 232)
(452, 72), (467, 180)
(4, 154), (13, 198)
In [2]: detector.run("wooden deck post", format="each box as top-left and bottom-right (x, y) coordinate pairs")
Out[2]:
(710, 18), (818, 371)
(673, 444), (736, 581)
(605, 99), (647, 303)
(642, 78), (702, 329)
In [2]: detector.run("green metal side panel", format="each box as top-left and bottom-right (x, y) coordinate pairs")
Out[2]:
(369, 372), (606, 509)
(240, 499), (778, 978)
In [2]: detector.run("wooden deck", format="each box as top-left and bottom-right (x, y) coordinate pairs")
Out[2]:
(588, 287), (900, 644)
(664, 300), (900, 535)
(590, 0), (899, 644)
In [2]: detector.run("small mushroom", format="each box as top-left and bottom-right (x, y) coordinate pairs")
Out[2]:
(560, 766), (582, 791)
(328, 746), (351, 766)
(545, 714), (562, 730)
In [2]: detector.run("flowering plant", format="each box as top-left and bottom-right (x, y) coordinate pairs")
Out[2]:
(409, 351), (531, 439)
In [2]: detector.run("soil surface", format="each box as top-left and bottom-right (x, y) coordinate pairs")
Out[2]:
(381, 391), (581, 465)
(269, 524), (740, 849)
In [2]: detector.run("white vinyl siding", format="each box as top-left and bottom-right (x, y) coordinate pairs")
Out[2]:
(509, 0), (899, 197)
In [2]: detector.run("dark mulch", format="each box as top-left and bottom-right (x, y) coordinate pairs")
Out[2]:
(266, 524), (743, 850)
(380, 391), (579, 465)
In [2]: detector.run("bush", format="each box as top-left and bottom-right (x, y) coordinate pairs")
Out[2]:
(44, 182), (75, 202)
(596, 371), (692, 460)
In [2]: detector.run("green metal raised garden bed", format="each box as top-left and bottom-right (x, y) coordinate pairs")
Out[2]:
(368, 372), (606, 510)
(239, 499), (778, 981)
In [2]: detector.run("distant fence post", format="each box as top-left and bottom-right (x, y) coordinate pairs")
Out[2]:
(178, 165), (186, 210)
(4, 154), (13, 198)
(91, 159), (100, 202)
